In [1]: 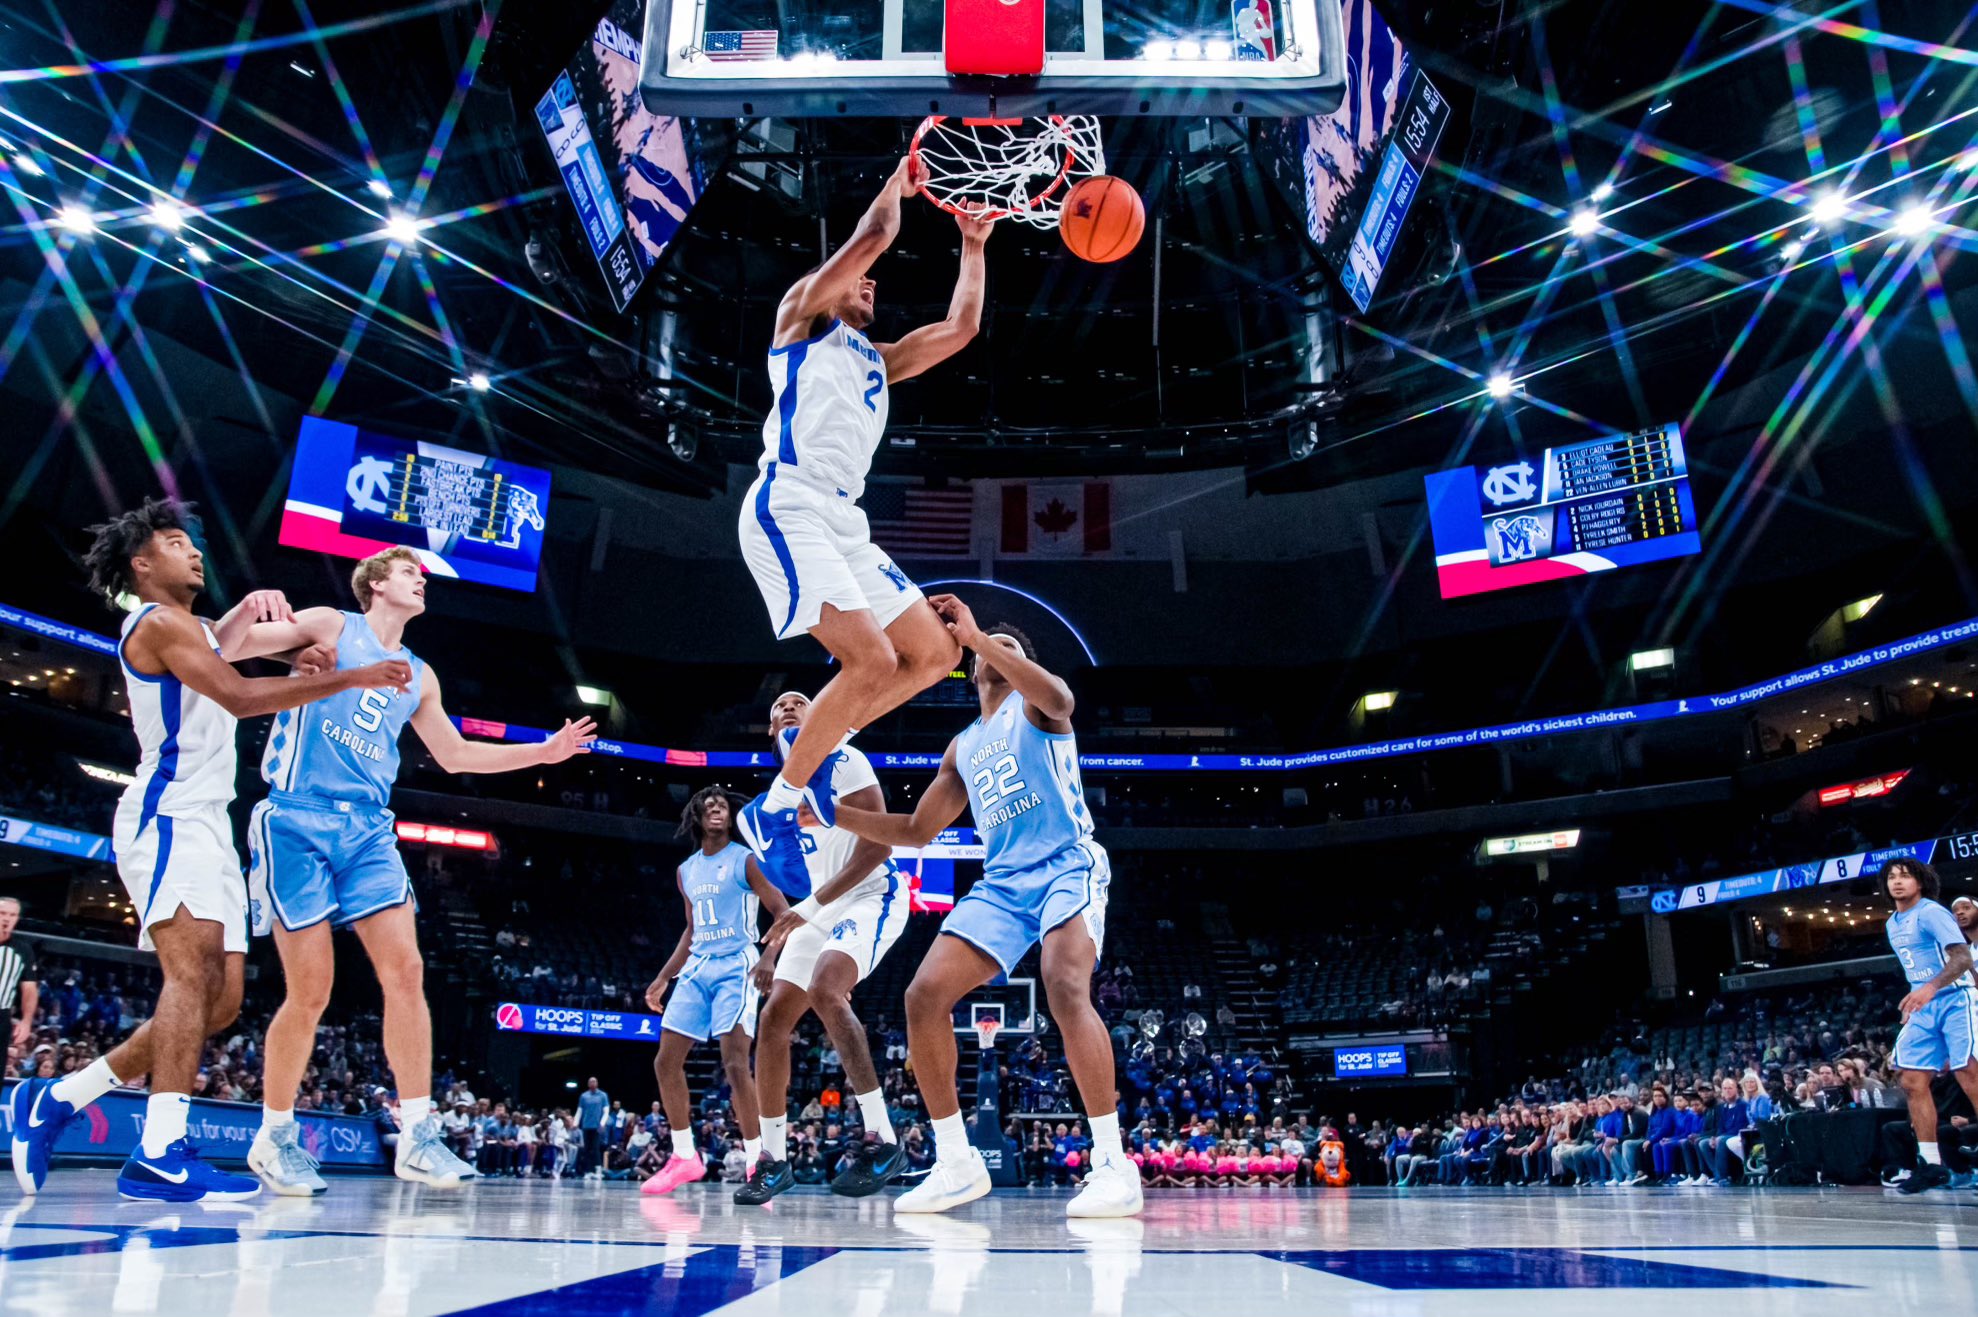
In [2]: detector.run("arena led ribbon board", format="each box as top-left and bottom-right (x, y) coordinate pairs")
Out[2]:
(279, 417), (554, 593)
(1425, 424), (1703, 600)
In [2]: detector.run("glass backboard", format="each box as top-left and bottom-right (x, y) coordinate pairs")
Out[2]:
(639, 0), (1345, 118)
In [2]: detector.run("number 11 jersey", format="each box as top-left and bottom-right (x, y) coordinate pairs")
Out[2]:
(261, 611), (423, 804)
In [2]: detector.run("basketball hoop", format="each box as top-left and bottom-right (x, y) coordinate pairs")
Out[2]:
(910, 115), (1105, 228)
(973, 1015), (1002, 1049)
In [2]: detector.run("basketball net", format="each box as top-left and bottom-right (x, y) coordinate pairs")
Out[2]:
(973, 1016), (1002, 1050)
(910, 115), (1105, 228)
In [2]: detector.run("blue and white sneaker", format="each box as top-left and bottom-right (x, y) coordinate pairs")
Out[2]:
(117, 1141), (260, 1203)
(773, 728), (849, 829)
(395, 1115), (477, 1187)
(247, 1122), (328, 1196)
(736, 794), (812, 898)
(9, 1077), (78, 1195)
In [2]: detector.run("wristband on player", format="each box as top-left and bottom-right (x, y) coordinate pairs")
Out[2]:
(792, 897), (824, 925)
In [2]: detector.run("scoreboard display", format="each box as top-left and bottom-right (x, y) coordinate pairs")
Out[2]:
(280, 417), (553, 593)
(1426, 424), (1702, 599)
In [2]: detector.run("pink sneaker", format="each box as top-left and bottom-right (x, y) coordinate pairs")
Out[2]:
(640, 1153), (706, 1195)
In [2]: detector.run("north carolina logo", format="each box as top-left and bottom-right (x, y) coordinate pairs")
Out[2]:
(1480, 460), (1537, 507)
(831, 918), (859, 941)
(1651, 890), (1679, 914)
(1490, 514), (1549, 562)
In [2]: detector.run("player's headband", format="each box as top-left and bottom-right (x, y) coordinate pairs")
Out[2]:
(770, 690), (812, 712)
(1954, 896), (1978, 910)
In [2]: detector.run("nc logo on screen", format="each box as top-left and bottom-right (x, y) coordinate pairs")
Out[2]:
(1481, 460), (1537, 507)
(1490, 514), (1550, 562)
(346, 456), (396, 514)
(1651, 890), (1679, 914)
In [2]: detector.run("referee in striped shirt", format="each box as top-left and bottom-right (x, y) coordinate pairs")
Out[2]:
(0, 897), (39, 1057)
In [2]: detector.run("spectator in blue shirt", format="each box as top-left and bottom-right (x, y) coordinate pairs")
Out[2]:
(576, 1077), (609, 1175)
(1703, 1078), (1750, 1183)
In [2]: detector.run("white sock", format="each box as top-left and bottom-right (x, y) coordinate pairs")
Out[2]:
(1918, 1141), (1942, 1165)
(763, 1115), (789, 1161)
(262, 1105), (296, 1134)
(932, 1111), (970, 1166)
(141, 1093), (190, 1159)
(1088, 1111), (1124, 1163)
(857, 1089), (897, 1145)
(744, 1137), (763, 1165)
(50, 1057), (121, 1110)
(766, 777), (803, 811)
(399, 1096), (432, 1134)
(671, 1130), (696, 1160)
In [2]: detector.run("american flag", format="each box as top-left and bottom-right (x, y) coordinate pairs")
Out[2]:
(867, 482), (974, 557)
(703, 30), (779, 62)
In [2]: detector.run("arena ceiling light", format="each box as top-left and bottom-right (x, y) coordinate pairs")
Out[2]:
(1629, 647), (1676, 671)
(575, 685), (612, 705)
(1842, 593), (1881, 622)
(1891, 202), (1933, 238)
(54, 204), (96, 236)
(381, 213), (423, 245)
(467, 371), (491, 392)
(1141, 40), (1173, 60)
(1360, 690), (1398, 712)
(1568, 208), (1600, 237)
(183, 242), (211, 264)
(145, 199), (184, 231)
(1485, 372), (1515, 400)
(1808, 191), (1846, 227)
(11, 153), (43, 177)
(367, 179), (393, 198)
(1589, 181), (1615, 202)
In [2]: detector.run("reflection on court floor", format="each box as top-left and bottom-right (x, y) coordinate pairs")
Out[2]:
(0, 1175), (1972, 1316)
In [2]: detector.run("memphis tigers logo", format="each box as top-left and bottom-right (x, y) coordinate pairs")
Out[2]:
(1490, 514), (1550, 563)
(876, 561), (912, 594)
(831, 918), (859, 942)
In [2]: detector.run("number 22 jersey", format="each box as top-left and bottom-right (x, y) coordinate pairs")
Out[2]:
(953, 689), (1094, 884)
(260, 611), (423, 805)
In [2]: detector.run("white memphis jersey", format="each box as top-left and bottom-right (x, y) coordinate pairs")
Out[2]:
(758, 318), (888, 499)
(116, 604), (239, 823)
(795, 743), (893, 901)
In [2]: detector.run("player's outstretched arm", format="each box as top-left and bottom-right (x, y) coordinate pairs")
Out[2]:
(875, 212), (992, 384)
(928, 594), (1075, 728)
(774, 155), (922, 341)
(834, 741), (969, 848)
(130, 607), (410, 719)
(744, 856), (792, 924)
(646, 871), (695, 1012)
(215, 603), (342, 663)
(408, 667), (597, 774)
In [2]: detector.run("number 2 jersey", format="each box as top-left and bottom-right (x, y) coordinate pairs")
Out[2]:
(953, 689), (1095, 884)
(758, 318), (888, 500)
(1887, 898), (1976, 991)
(260, 611), (424, 805)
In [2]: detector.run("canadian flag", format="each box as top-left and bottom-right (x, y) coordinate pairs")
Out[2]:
(1000, 482), (1112, 556)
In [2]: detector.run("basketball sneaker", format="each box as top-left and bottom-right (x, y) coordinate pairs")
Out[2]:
(395, 1116), (477, 1187)
(1066, 1153), (1144, 1219)
(1899, 1163), (1952, 1195)
(736, 795), (811, 898)
(641, 1151), (706, 1195)
(733, 1158), (795, 1205)
(117, 1141), (261, 1203)
(9, 1077), (78, 1195)
(247, 1122), (328, 1196)
(831, 1140), (906, 1197)
(894, 1148), (991, 1214)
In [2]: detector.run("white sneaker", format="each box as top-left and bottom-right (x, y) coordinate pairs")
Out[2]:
(247, 1123), (328, 1197)
(1628, 1172), (1649, 1186)
(1066, 1153), (1144, 1219)
(395, 1117), (477, 1188)
(894, 1149), (991, 1215)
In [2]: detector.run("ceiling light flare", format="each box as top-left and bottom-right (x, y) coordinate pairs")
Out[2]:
(1892, 202), (1933, 238)
(146, 199), (184, 231)
(1486, 372), (1515, 400)
(367, 179), (393, 198)
(13, 153), (44, 177)
(183, 242), (211, 264)
(1142, 40), (1174, 60)
(1808, 191), (1845, 227)
(382, 214), (423, 245)
(468, 372), (491, 392)
(1568, 209), (1599, 237)
(1173, 39), (1203, 60)
(1205, 39), (1234, 59)
(1589, 181), (1614, 203)
(54, 204), (95, 236)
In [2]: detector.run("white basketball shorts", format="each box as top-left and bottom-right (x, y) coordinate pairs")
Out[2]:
(773, 869), (908, 990)
(113, 799), (249, 955)
(739, 463), (924, 640)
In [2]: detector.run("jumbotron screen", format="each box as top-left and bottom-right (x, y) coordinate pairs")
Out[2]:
(1425, 424), (1702, 599)
(278, 417), (553, 593)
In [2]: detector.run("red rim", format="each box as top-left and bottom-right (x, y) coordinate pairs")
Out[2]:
(909, 114), (1081, 222)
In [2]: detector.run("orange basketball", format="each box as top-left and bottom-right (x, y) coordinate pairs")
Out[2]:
(1059, 175), (1144, 263)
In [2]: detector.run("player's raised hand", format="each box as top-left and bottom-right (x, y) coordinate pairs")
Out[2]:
(894, 153), (927, 199)
(766, 906), (812, 949)
(926, 593), (983, 646)
(353, 659), (414, 693)
(239, 589), (294, 623)
(541, 716), (598, 763)
(292, 642), (338, 676)
(956, 211), (995, 246)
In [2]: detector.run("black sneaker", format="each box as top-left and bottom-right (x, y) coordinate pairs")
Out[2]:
(734, 1158), (796, 1206)
(830, 1142), (906, 1197)
(1899, 1163), (1952, 1195)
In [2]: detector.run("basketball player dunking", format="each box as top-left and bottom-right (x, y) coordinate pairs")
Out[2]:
(736, 692), (910, 1205)
(641, 788), (788, 1195)
(735, 157), (993, 898)
(10, 500), (408, 1202)
(831, 597), (1143, 1219)
(213, 546), (595, 1194)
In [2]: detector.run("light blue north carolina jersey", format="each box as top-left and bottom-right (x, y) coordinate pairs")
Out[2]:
(682, 841), (759, 956)
(953, 690), (1094, 884)
(1887, 899), (1976, 991)
(260, 612), (423, 806)
(759, 318), (888, 499)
